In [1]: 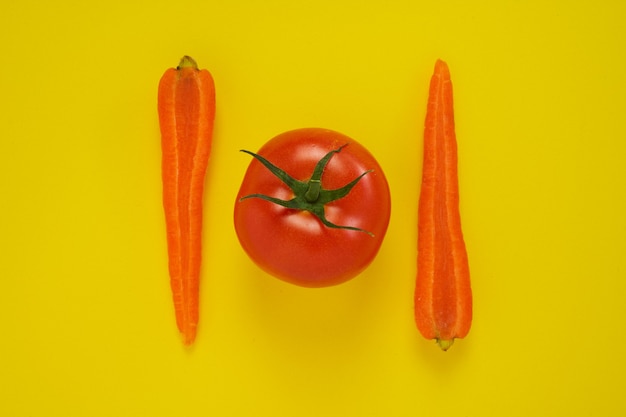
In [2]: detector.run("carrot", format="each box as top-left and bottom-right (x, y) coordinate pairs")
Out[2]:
(414, 59), (472, 351)
(158, 56), (215, 345)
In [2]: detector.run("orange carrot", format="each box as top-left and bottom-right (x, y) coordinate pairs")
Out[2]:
(414, 59), (472, 351)
(158, 56), (215, 345)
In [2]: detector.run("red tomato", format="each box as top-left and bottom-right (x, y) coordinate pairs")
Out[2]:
(234, 128), (391, 287)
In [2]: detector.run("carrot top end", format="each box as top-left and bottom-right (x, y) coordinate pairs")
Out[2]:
(177, 55), (199, 70)
(437, 338), (455, 351)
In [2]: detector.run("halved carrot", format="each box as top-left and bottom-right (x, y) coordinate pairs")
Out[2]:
(414, 59), (472, 351)
(158, 56), (215, 345)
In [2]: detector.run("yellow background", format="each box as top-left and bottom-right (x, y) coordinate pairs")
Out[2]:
(1, 1), (625, 415)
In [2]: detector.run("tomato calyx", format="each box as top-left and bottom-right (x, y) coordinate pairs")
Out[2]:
(239, 144), (375, 236)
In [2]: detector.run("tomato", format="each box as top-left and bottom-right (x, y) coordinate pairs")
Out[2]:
(234, 128), (391, 287)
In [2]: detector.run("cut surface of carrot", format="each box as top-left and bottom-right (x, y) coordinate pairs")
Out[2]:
(158, 56), (215, 345)
(414, 59), (472, 351)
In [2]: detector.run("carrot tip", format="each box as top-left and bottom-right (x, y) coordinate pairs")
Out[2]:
(436, 338), (455, 351)
(181, 331), (197, 346)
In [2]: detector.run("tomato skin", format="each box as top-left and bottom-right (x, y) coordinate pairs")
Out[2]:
(234, 128), (391, 287)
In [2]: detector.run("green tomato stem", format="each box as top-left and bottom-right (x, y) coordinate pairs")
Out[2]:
(239, 144), (374, 236)
(304, 180), (321, 202)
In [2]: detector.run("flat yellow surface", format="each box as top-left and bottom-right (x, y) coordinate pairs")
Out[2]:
(1, 1), (625, 415)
